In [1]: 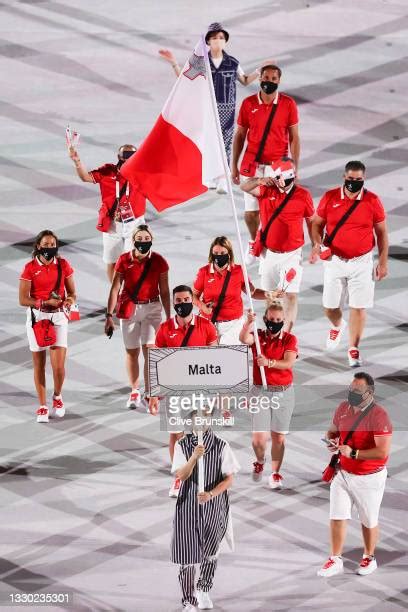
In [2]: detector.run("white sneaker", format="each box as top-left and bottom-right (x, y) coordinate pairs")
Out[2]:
(269, 472), (283, 489)
(356, 556), (377, 575)
(182, 605), (198, 612)
(216, 178), (227, 194)
(206, 180), (216, 189)
(222, 410), (233, 427)
(196, 590), (213, 610)
(245, 241), (258, 266)
(348, 347), (363, 368)
(252, 461), (265, 482)
(126, 389), (142, 409)
(50, 395), (65, 418)
(317, 556), (344, 577)
(36, 406), (49, 423)
(169, 478), (181, 498)
(326, 319), (346, 351)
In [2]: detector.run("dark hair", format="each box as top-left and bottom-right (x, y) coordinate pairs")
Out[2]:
(32, 230), (59, 259)
(354, 371), (375, 390)
(173, 285), (192, 297)
(345, 160), (366, 174)
(208, 236), (235, 265)
(261, 64), (282, 78)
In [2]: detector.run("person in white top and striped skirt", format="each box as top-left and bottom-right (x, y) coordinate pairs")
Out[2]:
(171, 423), (240, 611)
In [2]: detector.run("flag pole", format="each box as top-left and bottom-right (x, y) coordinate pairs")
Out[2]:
(202, 36), (267, 389)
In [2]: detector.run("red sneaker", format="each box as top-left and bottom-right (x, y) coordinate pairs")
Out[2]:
(51, 396), (65, 418)
(269, 472), (283, 489)
(357, 556), (377, 575)
(36, 406), (49, 423)
(348, 347), (363, 368)
(252, 461), (265, 482)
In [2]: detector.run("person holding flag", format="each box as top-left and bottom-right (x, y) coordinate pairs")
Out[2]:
(68, 143), (146, 281)
(158, 22), (259, 194)
(240, 302), (298, 489)
(171, 410), (240, 611)
(240, 157), (314, 331)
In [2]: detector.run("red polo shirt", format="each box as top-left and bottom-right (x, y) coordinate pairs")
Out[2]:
(317, 187), (385, 259)
(115, 251), (169, 301)
(90, 163), (146, 218)
(258, 184), (314, 252)
(193, 263), (248, 321)
(333, 401), (392, 475)
(251, 330), (298, 386)
(238, 92), (299, 176)
(20, 257), (73, 300)
(155, 315), (217, 348)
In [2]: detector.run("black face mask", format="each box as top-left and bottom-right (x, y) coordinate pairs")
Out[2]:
(38, 247), (58, 261)
(174, 302), (193, 318)
(284, 178), (294, 187)
(260, 81), (278, 95)
(134, 241), (152, 254)
(121, 150), (136, 160)
(213, 253), (229, 268)
(344, 179), (364, 193)
(348, 390), (366, 407)
(264, 319), (284, 334)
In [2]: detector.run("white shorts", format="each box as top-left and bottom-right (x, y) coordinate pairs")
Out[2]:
(323, 252), (375, 309)
(120, 301), (162, 349)
(102, 215), (145, 264)
(26, 309), (68, 352)
(259, 247), (303, 293)
(216, 317), (244, 345)
(241, 165), (272, 212)
(330, 468), (387, 528)
(250, 385), (295, 434)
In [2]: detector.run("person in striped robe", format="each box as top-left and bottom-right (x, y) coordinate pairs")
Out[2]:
(171, 423), (239, 612)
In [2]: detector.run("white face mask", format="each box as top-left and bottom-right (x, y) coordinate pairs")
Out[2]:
(209, 39), (226, 52)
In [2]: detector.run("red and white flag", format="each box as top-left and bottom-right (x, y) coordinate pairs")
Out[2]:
(121, 39), (224, 212)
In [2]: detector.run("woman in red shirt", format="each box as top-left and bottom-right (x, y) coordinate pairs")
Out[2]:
(105, 224), (170, 409)
(19, 230), (76, 423)
(240, 301), (298, 489)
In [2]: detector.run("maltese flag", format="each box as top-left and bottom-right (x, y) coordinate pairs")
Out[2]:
(121, 39), (224, 212)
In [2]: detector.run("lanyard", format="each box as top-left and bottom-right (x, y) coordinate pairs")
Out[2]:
(116, 180), (130, 200)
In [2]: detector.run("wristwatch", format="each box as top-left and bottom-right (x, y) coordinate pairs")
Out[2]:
(106, 312), (113, 319)
(350, 448), (358, 459)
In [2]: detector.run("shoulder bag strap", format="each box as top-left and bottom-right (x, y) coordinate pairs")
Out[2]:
(52, 258), (62, 295)
(330, 401), (376, 467)
(325, 190), (365, 246)
(260, 186), (296, 245)
(129, 257), (153, 303)
(181, 323), (195, 347)
(211, 270), (232, 323)
(255, 99), (279, 163)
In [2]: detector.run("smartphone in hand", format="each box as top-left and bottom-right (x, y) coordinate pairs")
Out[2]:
(321, 438), (338, 447)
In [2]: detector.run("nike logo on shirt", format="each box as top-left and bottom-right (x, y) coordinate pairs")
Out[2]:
(251, 108), (259, 113)
(169, 333), (177, 338)
(208, 279), (215, 283)
(333, 204), (342, 208)
(34, 271), (41, 276)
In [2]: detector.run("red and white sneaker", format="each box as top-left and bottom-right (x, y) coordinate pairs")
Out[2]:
(317, 556), (344, 577)
(169, 478), (181, 498)
(326, 319), (346, 351)
(126, 389), (142, 409)
(36, 406), (49, 423)
(269, 472), (283, 489)
(222, 410), (233, 427)
(245, 241), (258, 266)
(50, 395), (65, 418)
(348, 347), (363, 368)
(252, 461), (265, 482)
(356, 556), (377, 575)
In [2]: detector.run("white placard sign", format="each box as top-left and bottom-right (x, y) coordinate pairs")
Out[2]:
(148, 345), (249, 396)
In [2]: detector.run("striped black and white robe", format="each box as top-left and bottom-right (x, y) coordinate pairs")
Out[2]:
(171, 429), (239, 565)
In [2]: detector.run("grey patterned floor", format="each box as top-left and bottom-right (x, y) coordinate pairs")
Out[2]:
(0, 1), (407, 611)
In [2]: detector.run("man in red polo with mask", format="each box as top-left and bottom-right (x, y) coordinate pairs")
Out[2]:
(241, 157), (314, 331)
(232, 64), (300, 264)
(310, 160), (388, 367)
(69, 144), (146, 281)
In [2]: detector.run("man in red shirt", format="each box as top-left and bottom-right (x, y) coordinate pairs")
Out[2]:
(310, 161), (389, 366)
(318, 372), (392, 578)
(149, 285), (218, 497)
(69, 144), (146, 281)
(241, 158), (314, 331)
(239, 302), (298, 489)
(231, 64), (300, 263)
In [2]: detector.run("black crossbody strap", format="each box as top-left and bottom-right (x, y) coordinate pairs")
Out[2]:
(325, 190), (365, 246)
(260, 186), (296, 245)
(181, 323), (195, 347)
(255, 100), (278, 163)
(330, 401), (376, 467)
(130, 257), (153, 303)
(109, 180), (128, 219)
(211, 270), (232, 323)
(53, 258), (62, 294)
